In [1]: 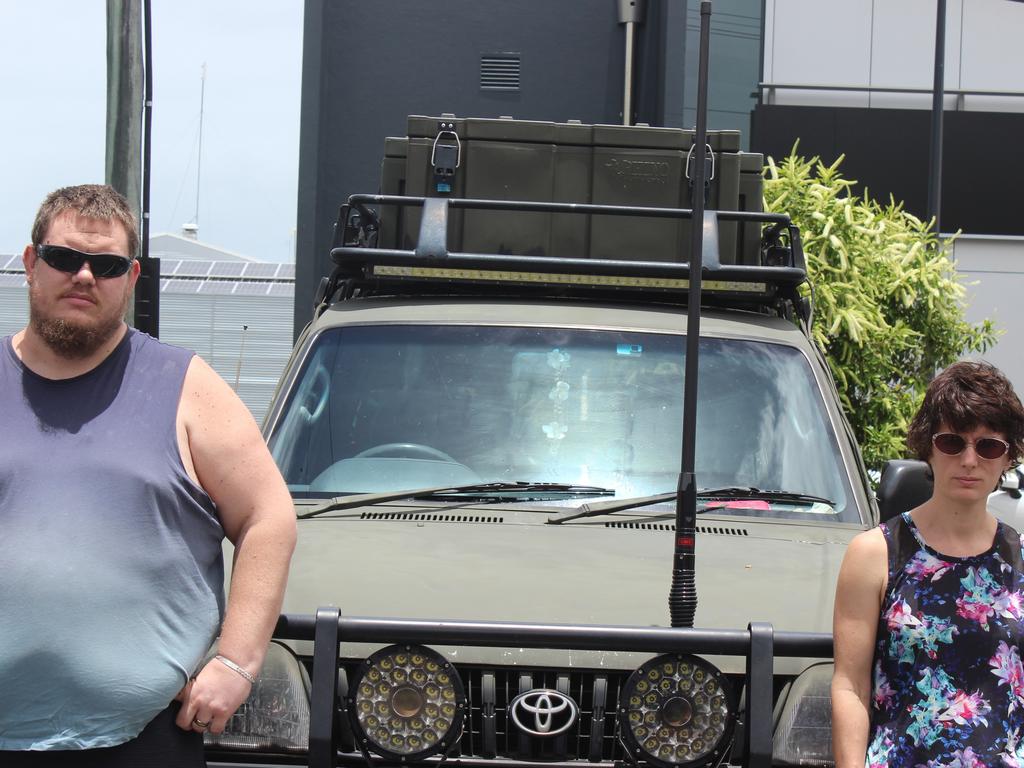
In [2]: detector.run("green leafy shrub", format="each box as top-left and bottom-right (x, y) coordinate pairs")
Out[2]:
(763, 151), (996, 472)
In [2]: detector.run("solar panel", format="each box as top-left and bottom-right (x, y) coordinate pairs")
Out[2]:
(233, 282), (270, 296)
(163, 279), (200, 293)
(278, 264), (296, 279)
(197, 281), (236, 295)
(243, 263), (279, 278)
(210, 262), (246, 277)
(268, 282), (295, 297)
(174, 261), (215, 278)
(0, 274), (26, 287)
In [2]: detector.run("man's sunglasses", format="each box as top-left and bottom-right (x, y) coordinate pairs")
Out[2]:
(932, 432), (1010, 460)
(34, 244), (134, 278)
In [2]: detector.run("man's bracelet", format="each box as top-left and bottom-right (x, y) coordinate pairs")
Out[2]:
(215, 654), (257, 684)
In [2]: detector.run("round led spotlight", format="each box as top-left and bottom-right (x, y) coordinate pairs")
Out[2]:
(618, 654), (735, 768)
(349, 645), (466, 761)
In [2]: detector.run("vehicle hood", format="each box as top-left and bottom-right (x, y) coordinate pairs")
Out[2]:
(276, 505), (856, 673)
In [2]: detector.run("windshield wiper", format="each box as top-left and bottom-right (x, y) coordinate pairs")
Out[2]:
(297, 482), (616, 519)
(696, 486), (833, 506)
(546, 486), (834, 525)
(547, 491), (678, 524)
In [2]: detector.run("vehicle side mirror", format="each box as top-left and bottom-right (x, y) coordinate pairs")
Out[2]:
(999, 467), (1023, 499)
(877, 459), (932, 521)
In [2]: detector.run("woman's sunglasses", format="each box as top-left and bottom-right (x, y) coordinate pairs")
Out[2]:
(34, 244), (134, 279)
(932, 432), (1010, 460)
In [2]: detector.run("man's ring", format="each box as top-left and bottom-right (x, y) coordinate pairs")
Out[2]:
(192, 717), (210, 729)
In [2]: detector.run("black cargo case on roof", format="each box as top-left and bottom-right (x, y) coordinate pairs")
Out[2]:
(378, 115), (765, 266)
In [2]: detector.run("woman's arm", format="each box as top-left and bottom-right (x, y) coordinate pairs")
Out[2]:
(831, 528), (887, 768)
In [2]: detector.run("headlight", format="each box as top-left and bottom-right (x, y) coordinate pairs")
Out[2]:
(772, 662), (833, 766)
(204, 641), (311, 752)
(348, 644), (466, 760)
(618, 654), (735, 768)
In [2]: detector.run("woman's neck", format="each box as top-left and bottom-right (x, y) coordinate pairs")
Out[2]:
(909, 500), (996, 558)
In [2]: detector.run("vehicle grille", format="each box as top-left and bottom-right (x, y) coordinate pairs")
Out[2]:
(340, 663), (630, 762)
(457, 667), (628, 762)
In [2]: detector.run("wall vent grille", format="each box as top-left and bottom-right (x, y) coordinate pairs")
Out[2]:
(481, 54), (521, 91)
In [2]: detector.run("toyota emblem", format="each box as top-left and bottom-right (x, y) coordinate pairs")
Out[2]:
(508, 689), (579, 737)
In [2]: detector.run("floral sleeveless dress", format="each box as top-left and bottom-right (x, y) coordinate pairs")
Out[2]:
(867, 511), (1024, 767)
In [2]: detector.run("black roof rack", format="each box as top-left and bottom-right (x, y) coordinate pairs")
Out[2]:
(317, 194), (811, 325)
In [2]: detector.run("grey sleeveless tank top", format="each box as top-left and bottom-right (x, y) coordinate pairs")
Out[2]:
(0, 329), (224, 749)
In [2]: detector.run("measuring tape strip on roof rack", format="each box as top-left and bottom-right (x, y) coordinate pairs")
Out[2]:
(371, 264), (767, 294)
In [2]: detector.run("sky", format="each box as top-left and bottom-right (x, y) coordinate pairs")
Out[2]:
(0, 1), (303, 263)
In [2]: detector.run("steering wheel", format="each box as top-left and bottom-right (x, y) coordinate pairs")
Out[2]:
(353, 442), (460, 463)
(298, 365), (330, 423)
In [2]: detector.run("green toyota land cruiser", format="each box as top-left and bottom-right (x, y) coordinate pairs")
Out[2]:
(204, 117), (891, 768)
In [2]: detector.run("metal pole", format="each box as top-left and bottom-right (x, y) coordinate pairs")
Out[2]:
(624, 21), (635, 125)
(927, 0), (946, 235)
(195, 63), (207, 228)
(105, 0), (142, 224)
(138, 0), (160, 337)
(233, 325), (249, 390)
(669, 0), (712, 629)
(106, 0), (142, 326)
(142, 0), (152, 263)
(617, 0), (646, 126)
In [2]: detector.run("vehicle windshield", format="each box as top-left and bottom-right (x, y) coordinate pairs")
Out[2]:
(268, 324), (860, 522)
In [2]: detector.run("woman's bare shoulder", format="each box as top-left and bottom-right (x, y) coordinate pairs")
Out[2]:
(839, 526), (889, 588)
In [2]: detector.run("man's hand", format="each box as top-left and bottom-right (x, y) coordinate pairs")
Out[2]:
(174, 658), (253, 734)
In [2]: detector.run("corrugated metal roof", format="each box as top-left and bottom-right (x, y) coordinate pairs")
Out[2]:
(159, 293), (293, 424)
(148, 233), (257, 262)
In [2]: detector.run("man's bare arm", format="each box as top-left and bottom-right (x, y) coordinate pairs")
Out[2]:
(174, 356), (297, 734)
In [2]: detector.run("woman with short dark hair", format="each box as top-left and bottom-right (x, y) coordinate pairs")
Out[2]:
(832, 361), (1024, 767)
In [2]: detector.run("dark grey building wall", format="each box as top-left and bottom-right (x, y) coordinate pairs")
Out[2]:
(751, 104), (1024, 237)
(296, 0), (665, 336)
(681, 0), (763, 141)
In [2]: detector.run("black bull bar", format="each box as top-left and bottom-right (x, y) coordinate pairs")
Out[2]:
(257, 610), (834, 768)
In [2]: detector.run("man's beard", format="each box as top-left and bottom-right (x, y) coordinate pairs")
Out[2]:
(29, 288), (130, 360)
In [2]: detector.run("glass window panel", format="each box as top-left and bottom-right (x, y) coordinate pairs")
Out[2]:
(268, 324), (856, 523)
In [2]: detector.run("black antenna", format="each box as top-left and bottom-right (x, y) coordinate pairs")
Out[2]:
(141, 0), (152, 262)
(669, 0), (713, 629)
(194, 63), (207, 228)
(136, 0), (160, 338)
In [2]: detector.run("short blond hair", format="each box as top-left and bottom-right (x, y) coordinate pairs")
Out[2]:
(31, 184), (139, 259)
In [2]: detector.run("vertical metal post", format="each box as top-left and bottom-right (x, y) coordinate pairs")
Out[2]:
(233, 325), (249, 391)
(757, 0), (767, 106)
(106, 0), (142, 327)
(669, 0), (712, 629)
(928, 0), (946, 235)
(309, 606), (341, 768)
(624, 21), (635, 125)
(195, 64), (207, 228)
(137, 0), (160, 337)
(743, 622), (775, 768)
(105, 0), (142, 225)
(618, 0), (647, 126)
(141, 0), (152, 266)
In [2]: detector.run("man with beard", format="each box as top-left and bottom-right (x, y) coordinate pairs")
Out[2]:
(0, 184), (297, 767)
